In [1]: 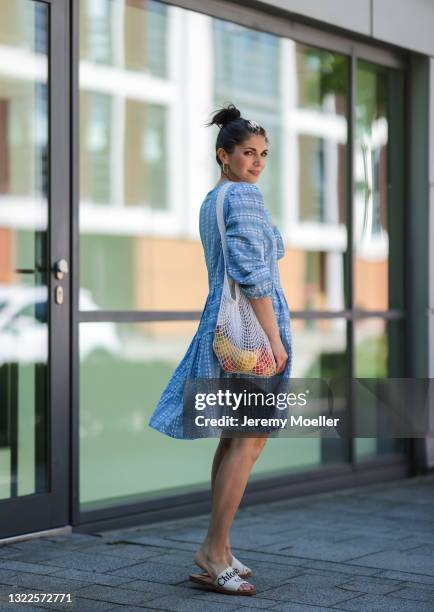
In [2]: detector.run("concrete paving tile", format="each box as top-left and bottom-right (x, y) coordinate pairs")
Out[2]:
(0, 546), (22, 558)
(231, 550), (308, 568)
(308, 498), (394, 517)
(78, 542), (166, 561)
(1, 551), (72, 564)
(2, 476), (434, 611)
(271, 603), (342, 612)
(191, 591), (279, 608)
(0, 604), (44, 612)
(338, 575), (405, 595)
(0, 570), (87, 592)
(335, 535), (424, 553)
(11, 539), (71, 553)
(300, 559), (385, 576)
(100, 516), (209, 538)
(384, 505), (434, 523)
(36, 550), (141, 573)
(281, 570), (352, 588)
(0, 560), (60, 575)
(105, 608), (168, 611)
(396, 533), (434, 546)
(110, 560), (191, 584)
(49, 568), (140, 587)
(365, 486), (434, 505)
(44, 540), (115, 553)
(0, 603), (43, 612)
(0, 568), (20, 581)
(119, 535), (197, 552)
(44, 533), (101, 544)
(93, 528), (148, 541)
(332, 593), (434, 611)
(404, 543), (434, 556)
(346, 550), (434, 576)
(138, 551), (195, 567)
(322, 526), (406, 541)
(73, 584), (157, 606)
(240, 565), (301, 591)
(137, 593), (239, 611)
(169, 529), (285, 550)
(260, 536), (389, 562)
(38, 596), (118, 611)
(375, 569), (434, 585)
(391, 583), (434, 602)
(256, 582), (356, 606)
(110, 578), (192, 596)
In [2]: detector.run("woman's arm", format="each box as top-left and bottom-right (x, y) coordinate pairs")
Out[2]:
(248, 296), (288, 374)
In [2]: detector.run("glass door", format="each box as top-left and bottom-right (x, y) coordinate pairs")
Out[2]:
(0, 0), (70, 538)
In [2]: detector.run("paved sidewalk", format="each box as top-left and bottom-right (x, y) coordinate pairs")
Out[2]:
(1, 475), (434, 611)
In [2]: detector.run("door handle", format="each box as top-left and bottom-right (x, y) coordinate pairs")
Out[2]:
(54, 259), (69, 280)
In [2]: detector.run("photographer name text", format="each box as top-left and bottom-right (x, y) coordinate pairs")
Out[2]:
(195, 415), (340, 429)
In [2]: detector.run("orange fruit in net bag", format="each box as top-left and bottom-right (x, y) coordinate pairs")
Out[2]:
(254, 346), (276, 376)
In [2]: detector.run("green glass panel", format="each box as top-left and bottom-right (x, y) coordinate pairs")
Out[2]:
(80, 319), (352, 510)
(354, 318), (407, 460)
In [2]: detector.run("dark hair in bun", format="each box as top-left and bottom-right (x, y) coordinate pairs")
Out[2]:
(206, 103), (268, 168)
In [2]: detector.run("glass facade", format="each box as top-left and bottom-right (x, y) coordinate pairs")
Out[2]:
(78, 0), (407, 512)
(80, 320), (328, 509)
(354, 61), (405, 312)
(0, 0), (425, 545)
(0, 1), (49, 500)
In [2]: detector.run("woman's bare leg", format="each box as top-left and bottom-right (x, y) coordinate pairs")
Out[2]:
(210, 436), (233, 564)
(195, 435), (268, 591)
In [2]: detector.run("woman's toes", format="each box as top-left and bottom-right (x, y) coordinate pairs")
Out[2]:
(239, 582), (254, 591)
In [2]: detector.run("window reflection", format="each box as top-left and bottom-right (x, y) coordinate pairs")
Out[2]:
(291, 318), (347, 379)
(77, 0), (407, 488)
(354, 61), (389, 310)
(80, 0), (168, 74)
(79, 1), (350, 312)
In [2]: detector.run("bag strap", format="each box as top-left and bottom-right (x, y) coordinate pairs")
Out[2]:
(215, 180), (240, 300)
(215, 180), (233, 263)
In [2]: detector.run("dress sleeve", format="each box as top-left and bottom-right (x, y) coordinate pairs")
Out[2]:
(223, 183), (273, 299)
(273, 224), (285, 260)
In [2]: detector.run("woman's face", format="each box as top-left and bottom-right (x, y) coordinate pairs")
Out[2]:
(217, 134), (268, 183)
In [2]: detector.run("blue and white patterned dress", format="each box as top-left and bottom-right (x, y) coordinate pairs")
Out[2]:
(148, 180), (293, 439)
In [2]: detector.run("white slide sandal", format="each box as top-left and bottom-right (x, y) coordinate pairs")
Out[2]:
(189, 565), (256, 596)
(198, 553), (252, 579)
(198, 555), (252, 578)
(231, 554), (252, 578)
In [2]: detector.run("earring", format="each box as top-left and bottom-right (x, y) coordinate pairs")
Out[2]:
(222, 162), (229, 176)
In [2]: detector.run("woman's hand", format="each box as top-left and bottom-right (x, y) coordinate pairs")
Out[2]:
(247, 295), (288, 374)
(269, 336), (288, 374)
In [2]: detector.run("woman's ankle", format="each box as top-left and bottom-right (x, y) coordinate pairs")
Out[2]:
(200, 538), (227, 562)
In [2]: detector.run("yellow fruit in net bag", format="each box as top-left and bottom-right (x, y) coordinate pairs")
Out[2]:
(213, 331), (233, 360)
(232, 347), (258, 372)
(213, 327), (258, 373)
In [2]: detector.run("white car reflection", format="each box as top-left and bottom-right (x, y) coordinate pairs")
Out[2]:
(0, 285), (121, 364)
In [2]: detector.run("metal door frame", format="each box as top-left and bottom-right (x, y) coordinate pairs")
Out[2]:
(0, 0), (71, 538)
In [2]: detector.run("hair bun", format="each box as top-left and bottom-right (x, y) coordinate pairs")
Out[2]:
(206, 103), (241, 129)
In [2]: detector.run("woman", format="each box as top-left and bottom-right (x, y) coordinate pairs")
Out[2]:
(148, 104), (293, 596)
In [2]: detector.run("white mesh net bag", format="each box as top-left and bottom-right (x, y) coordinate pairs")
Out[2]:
(213, 182), (277, 377)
